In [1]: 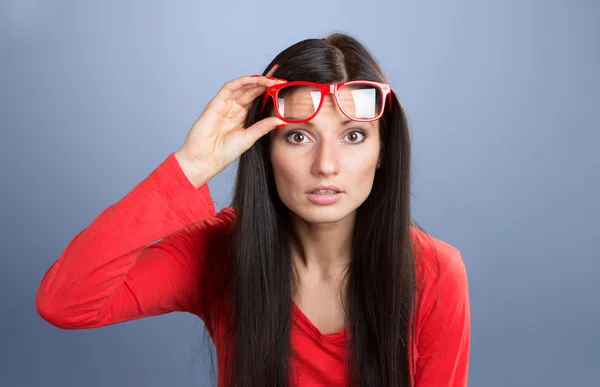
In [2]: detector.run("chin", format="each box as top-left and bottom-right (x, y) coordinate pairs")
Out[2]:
(289, 204), (356, 225)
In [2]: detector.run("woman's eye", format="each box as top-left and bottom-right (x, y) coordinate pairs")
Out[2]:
(346, 130), (366, 143)
(286, 132), (309, 144)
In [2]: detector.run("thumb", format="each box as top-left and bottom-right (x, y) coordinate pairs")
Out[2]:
(242, 117), (287, 148)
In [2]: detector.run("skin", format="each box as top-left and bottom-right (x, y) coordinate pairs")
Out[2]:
(267, 92), (382, 333)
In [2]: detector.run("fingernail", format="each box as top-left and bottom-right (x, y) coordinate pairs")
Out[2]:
(266, 76), (277, 80)
(251, 74), (260, 77)
(275, 123), (287, 129)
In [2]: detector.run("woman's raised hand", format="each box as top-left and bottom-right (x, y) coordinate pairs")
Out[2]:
(175, 66), (286, 188)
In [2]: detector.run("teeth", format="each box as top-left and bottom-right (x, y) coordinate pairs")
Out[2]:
(312, 190), (338, 195)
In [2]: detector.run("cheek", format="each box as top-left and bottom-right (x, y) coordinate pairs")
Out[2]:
(343, 145), (380, 172)
(346, 151), (379, 196)
(357, 164), (377, 189)
(270, 147), (302, 193)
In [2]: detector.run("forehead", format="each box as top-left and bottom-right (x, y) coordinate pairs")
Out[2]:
(275, 99), (379, 132)
(279, 85), (379, 117)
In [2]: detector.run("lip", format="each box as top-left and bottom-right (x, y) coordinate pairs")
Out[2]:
(306, 192), (342, 205)
(307, 185), (344, 193)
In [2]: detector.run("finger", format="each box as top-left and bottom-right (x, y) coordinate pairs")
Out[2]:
(214, 75), (282, 103)
(228, 84), (256, 101)
(265, 64), (279, 78)
(231, 72), (286, 106)
(241, 116), (287, 149)
(233, 65), (284, 107)
(228, 82), (270, 106)
(237, 84), (269, 106)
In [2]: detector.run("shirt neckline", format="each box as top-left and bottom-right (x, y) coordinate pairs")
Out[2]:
(291, 301), (349, 346)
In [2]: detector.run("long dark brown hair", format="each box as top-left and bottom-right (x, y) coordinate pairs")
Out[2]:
(204, 32), (427, 387)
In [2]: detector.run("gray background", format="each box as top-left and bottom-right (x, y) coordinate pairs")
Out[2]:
(1, 0), (598, 386)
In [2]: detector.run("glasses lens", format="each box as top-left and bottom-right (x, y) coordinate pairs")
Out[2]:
(276, 85), (322, 121)
(338, 83), (383, 120)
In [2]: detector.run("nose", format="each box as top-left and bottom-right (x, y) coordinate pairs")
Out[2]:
(311, 137), (340, 176)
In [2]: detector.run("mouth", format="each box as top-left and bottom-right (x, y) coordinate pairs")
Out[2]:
(308, 189), (341, 195)
(307, 184), (344, 194)
(306, 191), (343, 205)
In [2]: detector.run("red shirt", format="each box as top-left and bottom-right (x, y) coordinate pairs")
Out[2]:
(36, 152), (470, 386)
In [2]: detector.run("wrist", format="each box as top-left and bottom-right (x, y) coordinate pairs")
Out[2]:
(174, 150), (215, 189)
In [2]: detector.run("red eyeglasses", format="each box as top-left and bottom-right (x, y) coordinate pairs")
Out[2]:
(259, 80), (392, 123)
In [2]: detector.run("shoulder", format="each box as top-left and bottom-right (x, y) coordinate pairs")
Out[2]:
(188, 206), (237, 240)
(211, 206), (237, 232)
(170, 206), (237, 271)
(409, 228), (471, 383)
(410, 226), (466, 283)
(409, 226), (469, 318)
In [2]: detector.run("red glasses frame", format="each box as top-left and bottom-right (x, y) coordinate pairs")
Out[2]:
(259, 80), (392, 123)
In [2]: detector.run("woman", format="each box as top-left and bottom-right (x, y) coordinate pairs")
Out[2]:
(36, 33), (470, 386)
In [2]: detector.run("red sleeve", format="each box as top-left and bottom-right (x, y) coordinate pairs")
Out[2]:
(35, 152), (233, 330)
(414, 244), (471, 386)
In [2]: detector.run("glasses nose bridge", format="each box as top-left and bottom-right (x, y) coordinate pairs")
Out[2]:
(320, 84), (341, 110)
(322, 83), (337, 98)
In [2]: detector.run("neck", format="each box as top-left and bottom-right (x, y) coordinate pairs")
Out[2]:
(289, 210), (355, 281)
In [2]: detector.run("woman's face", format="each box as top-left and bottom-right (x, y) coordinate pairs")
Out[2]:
(268, 94), (381, 225)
